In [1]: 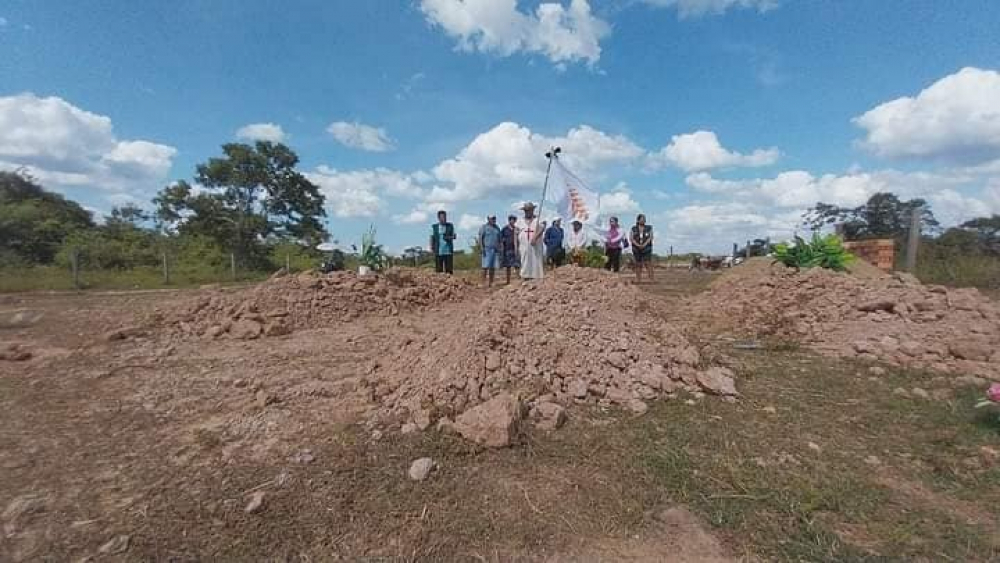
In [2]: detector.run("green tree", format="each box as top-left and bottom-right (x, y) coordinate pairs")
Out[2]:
(0, 171), (94, 264)
(958, 214), (1000, 255)
(154, 142), (327, 267)
(803, 192), (939, 240)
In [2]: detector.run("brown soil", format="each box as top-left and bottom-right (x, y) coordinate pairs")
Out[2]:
(0, 275), (733, 561)
(687, 260), (1000, 379)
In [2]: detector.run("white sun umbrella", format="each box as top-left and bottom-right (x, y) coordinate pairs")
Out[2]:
(316, 242), (339, 252)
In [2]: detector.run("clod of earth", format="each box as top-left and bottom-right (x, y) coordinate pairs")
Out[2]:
(0, 343), (32, 362)
(245, 491), (265, 514)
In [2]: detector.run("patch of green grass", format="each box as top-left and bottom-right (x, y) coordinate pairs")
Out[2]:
(0, 265), (269, 292)
(626, 352), (1000, 560)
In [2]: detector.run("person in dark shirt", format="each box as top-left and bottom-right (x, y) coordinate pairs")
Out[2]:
(629, 213), (654, 283)
(498, 215), (520, 285)
(543, 218), (565, 268)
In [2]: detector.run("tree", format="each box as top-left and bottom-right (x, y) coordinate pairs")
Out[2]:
(803, 192), (939, 240)
(154, 142), (327, 267)
(959, 214), (1000, 255)
(0, 171), (94, 264)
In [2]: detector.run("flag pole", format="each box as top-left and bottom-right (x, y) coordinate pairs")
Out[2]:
(536, 146), (561, 222)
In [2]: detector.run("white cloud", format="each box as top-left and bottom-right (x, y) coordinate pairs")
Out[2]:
(419, 0), (609, 67)
(235, 122), (286, 143)
(327, 121), (395, 152)
(307, 166), (425, 219)
(392, 210), (430, 225)
(678, 165), (1000, 250)
(428, 121), (642, 202)
(853, 67), (1000, 163)
(655, 202), (800, 253)
(640, 0), (779, 18)
(0, 93), (176, 203)
(647, 130), (779, 172)
(457, 213), (483, 231)
(597, 191), (640, 216)
(0, 17), (7, 27)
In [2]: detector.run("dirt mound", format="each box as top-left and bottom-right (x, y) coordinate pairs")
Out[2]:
(364, 267), (737, 432)
(693, 265), (1000, 379)
(156, 267), (474, 339)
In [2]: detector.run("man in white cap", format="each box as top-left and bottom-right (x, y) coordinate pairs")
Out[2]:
(517, 202), (546, 280)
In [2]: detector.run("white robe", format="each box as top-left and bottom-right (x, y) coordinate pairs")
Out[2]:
(518, 217), (545, 280)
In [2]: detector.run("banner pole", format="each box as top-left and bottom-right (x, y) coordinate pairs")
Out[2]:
(536, 146), (559, 221)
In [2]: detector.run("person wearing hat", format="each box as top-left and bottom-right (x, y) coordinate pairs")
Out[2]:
(517, 202), (546, 280)
(499, 214), (520, 285)
(567, 219), (588, 266)
(477, 214), (502, 287)
(543, 217), (566, 268)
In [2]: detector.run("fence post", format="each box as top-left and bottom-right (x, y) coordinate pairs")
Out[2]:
(230, 253), (236, 281)
(162, 251), (170, 285)
(669, 245), (673, 259)
(70, 248), (81, 290)
(286, 253), (291, 273)
(905, 206), (921, 272)
(746, 240), (751, 259)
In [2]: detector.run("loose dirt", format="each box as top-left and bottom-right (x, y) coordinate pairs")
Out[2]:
(688, 259), (1000, 380)
(367, 266), (737, 435)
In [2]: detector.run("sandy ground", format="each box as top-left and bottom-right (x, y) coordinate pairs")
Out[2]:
(0, 273), (734, 561)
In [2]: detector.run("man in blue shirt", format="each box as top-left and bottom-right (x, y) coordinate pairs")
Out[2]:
(429, 210), (456, 274)
(544, 218), (566, 268)
(478, 215), (502, 287)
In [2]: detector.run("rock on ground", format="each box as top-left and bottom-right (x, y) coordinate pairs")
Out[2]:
(245, 491), (265, 514)
(695, 367), (737, 396)
(453, 393), (523, 448)
(408, 457), (435, 481)
(533, 401), (566, 430)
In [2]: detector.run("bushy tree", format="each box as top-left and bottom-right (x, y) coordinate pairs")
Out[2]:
(0, 171), (94, 264)
(803, 192), (939, 240)
(154, 142), (327, 267)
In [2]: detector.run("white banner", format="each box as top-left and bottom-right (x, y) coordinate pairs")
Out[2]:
(543, 158), (619, 245)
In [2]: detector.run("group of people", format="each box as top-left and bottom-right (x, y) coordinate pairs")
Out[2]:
(430, 204), (654, 287)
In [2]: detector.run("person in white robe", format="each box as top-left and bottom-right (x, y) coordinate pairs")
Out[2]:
(517, 202), (546, 280)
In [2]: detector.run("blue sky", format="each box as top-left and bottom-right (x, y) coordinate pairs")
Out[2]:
(2, 0), (1000, 253)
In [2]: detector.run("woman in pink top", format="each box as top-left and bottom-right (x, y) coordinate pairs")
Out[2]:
(604, 216), (625, 273)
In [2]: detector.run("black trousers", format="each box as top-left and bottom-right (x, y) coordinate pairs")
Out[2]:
(435, 254), (453, 274)
(605, 248), (622, 272)
(548, 247), (565, 268)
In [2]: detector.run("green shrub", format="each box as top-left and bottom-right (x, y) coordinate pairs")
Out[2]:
(773, 233), (854, 271)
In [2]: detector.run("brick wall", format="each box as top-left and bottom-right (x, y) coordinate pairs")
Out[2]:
(843, 239), (895, 272)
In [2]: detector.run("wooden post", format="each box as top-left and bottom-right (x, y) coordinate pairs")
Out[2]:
(905, 206), (921, 272)
(162, 251), (170, 284)
(70, 248), (81, 290)
(230, 253), (236, 281)
(765, 237), (771, 254)
(746, 240), (751, 259)
(286, 253), (291, 273)
(669, 245), (673, 259)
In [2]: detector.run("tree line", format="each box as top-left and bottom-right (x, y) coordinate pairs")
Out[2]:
(804, 192), (1000, 286)
(1, 141), (329, 277)
(2, 142), (998, 287)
